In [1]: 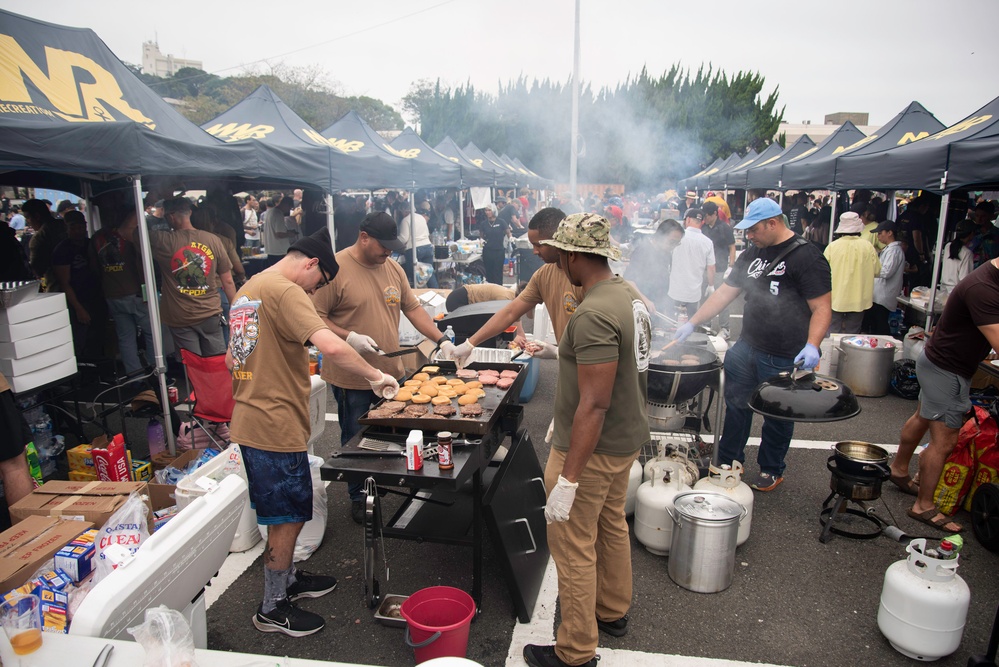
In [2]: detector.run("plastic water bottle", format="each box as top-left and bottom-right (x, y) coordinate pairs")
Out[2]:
(147, 418), (166, 458)
(444, 326), (455, 344)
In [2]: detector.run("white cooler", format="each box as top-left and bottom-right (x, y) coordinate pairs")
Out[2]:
(70, 475), (246, 648)
(176, 446), (260, 553)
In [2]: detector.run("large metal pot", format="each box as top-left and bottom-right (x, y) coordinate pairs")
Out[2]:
(832, 441), (891, 478)
(837, 339), (896, 397)
(667, 491), (746, 593)
(648, 343), (722, 406)
(749, 366), (861, 423)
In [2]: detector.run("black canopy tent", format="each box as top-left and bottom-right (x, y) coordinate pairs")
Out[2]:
(511, 157), (554, 190)
(0, 9), (330, 453)
(781, 102), (946, 191)
(695, 152), (742, 191)
(751, 122), (868, 192)
(462, 143), (518, 188)
(434, 136), (498, 186)
(743, 136), (817, 190)
(706, 149), (757, 191)
(484, 148), (525, 189)
(713, 143), (784, 192)
(677, 157), (722, 193)
(834, 95), (999, 327)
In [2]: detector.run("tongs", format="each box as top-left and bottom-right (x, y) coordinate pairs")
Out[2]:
(652, 311), (716, 337)
(373, 345), (420, 357)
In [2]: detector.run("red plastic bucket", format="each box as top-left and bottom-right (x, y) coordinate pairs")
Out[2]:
(401, 586), (476, 664)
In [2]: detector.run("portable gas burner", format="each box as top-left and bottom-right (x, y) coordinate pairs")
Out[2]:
(819, 456), (889, 543)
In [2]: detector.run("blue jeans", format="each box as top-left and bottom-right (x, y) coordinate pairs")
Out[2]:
(717, 339), (796, 477)
(332, 385), (379, 501)
(107, 295), (155, 375)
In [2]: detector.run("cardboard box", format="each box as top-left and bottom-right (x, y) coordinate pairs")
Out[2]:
(0, 516), (93, 593)
(131, 459), (152, 482)
(0, 325), (72, 360)
(0, 292), (66, 325)
(9, 480), (153, 529)
(0, 341), (74, 377)
(0, 309), (70, 342)
(7, 357), (77, 394)
(147, 484), (176, 511)
(54, 543), (95, 583)
(68, 470), (98, 482)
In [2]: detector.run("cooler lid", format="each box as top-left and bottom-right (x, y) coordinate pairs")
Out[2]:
(673, 491), (743, 521)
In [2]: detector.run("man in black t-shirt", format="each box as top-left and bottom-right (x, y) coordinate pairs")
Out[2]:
(888, 260), (999, 533)
(786, 193), (808, 235)
(675, 198), (831, 492)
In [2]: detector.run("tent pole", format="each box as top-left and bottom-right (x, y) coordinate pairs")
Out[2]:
(458, 189), (465, 240)
(887, 190), (897, 220)
(80, 181), (98, 236)
(326, 193), (335, 245)
(925, 193), (950, 330)
(410, 194), (418, 288)
(828, 194), (838, 246)
(131, 177), (176, 455)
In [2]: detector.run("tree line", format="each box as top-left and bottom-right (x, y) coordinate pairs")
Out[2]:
(404, 64), (785, 189)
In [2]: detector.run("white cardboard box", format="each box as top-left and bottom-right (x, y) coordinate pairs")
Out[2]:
(0, 292), (66, 325)
(8, 357), (77, 394)
(0, 310), (70, 343)
(0, 325), (72, 359)
(0, 341), (74, 376)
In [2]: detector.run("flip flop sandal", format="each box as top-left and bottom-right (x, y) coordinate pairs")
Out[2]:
(889, 473), (919, 496)
(907, 508), (963, 533)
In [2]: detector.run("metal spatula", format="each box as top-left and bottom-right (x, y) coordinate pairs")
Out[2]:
(358, 438), (405, 453)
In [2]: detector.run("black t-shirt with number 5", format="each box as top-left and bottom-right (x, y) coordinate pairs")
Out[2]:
(726, 237), (831, 358)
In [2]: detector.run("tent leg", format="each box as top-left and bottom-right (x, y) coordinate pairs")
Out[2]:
(828, 195), (838, 246)
(458, 189), (465, 240)
(326, 193), (335, 245)
(925, 194), (950, 330)
(131, 177), (176, 455)
(410, 194), (418, 289)
(887, 190), (897, 221)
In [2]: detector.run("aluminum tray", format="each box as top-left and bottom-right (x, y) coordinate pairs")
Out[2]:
(373, 594), (408, 628)
(358, 361), (525, 436)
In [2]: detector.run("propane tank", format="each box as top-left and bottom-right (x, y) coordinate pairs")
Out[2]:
(877, 538), (971, 661)
(634, 461), (690, 556)
(624, 459), (643, 516)
(643, 454), (698, 487)
(693, 461), (753, 546)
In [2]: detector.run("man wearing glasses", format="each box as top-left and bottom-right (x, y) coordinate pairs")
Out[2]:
(228, 228), (399, 637)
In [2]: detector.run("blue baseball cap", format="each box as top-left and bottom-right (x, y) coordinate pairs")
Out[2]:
(735, 198), (784, 230)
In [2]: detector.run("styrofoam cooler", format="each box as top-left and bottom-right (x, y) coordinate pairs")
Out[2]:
(307, 374), (327, 456)
(176, 445), (261, 552)
(70, 475), (246, 648)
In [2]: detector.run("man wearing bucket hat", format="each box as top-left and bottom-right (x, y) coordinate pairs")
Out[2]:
(227, 228), (399, 637)
(675, 197), (831, 492)
(524, 213), (651, 667)
(824, 211), (881, 334)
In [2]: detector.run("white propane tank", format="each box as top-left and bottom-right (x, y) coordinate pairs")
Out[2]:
(693, 461), (754, 546)
(634, 461), (690, 556)
(877, 538), (970, 661)
(624, 459), (643, 516)
(643, 455), (697, 486)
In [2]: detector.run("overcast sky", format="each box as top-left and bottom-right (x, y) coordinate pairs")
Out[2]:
(6, 0), (998, 128)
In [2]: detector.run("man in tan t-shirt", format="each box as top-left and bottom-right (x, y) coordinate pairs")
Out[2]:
(450, 207), (582, 364)
(312, 212), (451, 523)
(228, 228), (398, 637)
(147, 196), (236, 356)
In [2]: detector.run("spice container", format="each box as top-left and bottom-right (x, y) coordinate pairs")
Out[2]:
(437, 431), (453, 470)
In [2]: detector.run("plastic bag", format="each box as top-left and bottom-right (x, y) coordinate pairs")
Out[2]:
(175, 421), (229, 451)
(963, 408), (999, 511)
(258, 456), (327, 561)
(94, 492), (150, 583)
(889, 360), (920, 399)
(128, 605), (199, 667)
(933, 407), (984, 515)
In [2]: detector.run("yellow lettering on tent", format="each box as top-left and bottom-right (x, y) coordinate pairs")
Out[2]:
(787, 146), (818, 163)
(384, 145), (419, 158)
(0, 35), (155, 128)
(323, 136), (364, 153)
(204, 122), (273, 142)
(470, 158), (484, 167)
(446, 156), (459, 163)
(837, 135), (878, 153)
(755, 154), (782, 167)
(897, 131), (929, 145)
(930, 115), (992, 140)
(704, 168), (719, 176)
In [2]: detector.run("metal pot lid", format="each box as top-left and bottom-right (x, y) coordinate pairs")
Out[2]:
(749, 368), (861, 423)
(673, 491), (744, 521)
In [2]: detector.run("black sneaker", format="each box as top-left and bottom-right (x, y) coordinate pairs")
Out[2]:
(523, 644), (598, 667)
(287, 570), (338, 601)
(350, 499), (364, 524)
(597, 613), (628, 637)
(252, 599), (325, 637)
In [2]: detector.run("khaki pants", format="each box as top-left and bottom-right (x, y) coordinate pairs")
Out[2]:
(545, 447), (638, 665)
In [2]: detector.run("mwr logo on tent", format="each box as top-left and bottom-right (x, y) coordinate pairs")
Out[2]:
(0, 34), (155, 127)
(204, 122), (275, 142)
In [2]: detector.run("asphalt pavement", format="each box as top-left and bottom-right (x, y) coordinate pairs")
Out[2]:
(203, 335), (999, 667)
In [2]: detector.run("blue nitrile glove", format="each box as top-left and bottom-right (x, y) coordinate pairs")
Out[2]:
(673, 322), (695, 343)
(794, 343), (820, 370)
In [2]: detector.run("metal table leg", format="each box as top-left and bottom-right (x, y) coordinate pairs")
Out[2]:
(472, 467), (483, 614)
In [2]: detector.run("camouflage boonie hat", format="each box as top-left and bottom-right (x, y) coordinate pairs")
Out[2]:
(541, 213), (622, 261)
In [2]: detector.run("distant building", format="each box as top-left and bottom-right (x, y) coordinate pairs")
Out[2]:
(824, 112), (869, 126)
(141, 41), (202, 78)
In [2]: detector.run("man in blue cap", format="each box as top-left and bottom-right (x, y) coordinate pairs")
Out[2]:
(675, 197), (831, 491)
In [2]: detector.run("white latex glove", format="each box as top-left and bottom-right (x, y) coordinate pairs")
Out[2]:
(544, 418), (555, 444)
(544, 475), (579, 524)
(347, 331), (379, 355)
(526, 340), (558, 360)
(368, 372), (400, 399)
(450, 341), (475, 368)
(439, 341), (456, 361)
(704, 285), (715, 297)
